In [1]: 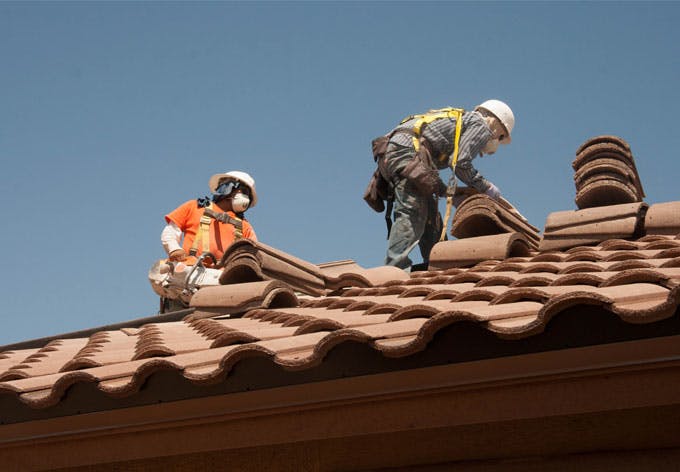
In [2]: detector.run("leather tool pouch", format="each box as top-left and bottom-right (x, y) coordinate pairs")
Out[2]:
(363, 134), (392, 213)
(401, 142), (444, 197)
(371, 134), (389, 160)
(363, 168), (389, 212)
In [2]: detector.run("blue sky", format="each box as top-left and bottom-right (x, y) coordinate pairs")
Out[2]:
(1, 1), (678, 346)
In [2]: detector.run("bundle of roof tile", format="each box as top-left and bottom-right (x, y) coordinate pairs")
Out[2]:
(450, 192), (541, 249)
(573, 135), (645, 209)
(219, 240), (408, 296)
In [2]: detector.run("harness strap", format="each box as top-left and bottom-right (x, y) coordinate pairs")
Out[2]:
(204, 208), (244, 236)
(190, 203), (213, 256)
(440, 110), (464, 242)
(189, 204), (244, 256)
(401, 107), (465, 165)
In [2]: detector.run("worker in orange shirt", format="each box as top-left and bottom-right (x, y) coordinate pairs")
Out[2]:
(161, 171), (258, 266)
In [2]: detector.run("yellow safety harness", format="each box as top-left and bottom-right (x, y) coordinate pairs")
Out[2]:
(189, 202), (244, 257)
(401, 107), (464, 241)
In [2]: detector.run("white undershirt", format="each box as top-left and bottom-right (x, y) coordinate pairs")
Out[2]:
(160, 222), (183, 254)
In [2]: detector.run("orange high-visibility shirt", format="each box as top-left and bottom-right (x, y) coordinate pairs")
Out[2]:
(165, 200), (257, 262)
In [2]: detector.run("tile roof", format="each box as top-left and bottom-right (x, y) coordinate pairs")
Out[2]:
(2, 230), (680, 419)
(1, 134), (680, 424)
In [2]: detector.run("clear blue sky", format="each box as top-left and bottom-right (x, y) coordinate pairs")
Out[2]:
(1, 1), (678, 346)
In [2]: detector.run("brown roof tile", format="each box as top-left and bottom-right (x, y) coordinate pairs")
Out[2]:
(575, 178), (640, 209)
(0, 339), (89, 381)
(189, 280), (299, 313)
(428, 233), (532, 270)
(575, 135), (632, 155)
(573, 158), (637, 187)
(645, 202), (680, 236)
(540, 202), (647, 251)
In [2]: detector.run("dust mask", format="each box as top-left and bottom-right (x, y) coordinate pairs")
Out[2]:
(481, 138), (500, 155)
(231, 193), (251, 212)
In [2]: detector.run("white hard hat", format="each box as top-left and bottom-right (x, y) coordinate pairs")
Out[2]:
(475, 99), (515, 143)
(208, 170), (258, 207)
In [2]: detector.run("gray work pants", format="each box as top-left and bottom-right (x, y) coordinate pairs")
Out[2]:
(382, 144), (442, 270)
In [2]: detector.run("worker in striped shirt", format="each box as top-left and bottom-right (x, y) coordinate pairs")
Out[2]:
(379, 99), (515, 270)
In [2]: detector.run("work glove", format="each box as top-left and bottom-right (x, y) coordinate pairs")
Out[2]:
(169, 249), (187, 262)
(484, 182), (501, 200)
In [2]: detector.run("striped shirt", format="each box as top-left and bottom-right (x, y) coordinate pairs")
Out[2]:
(388, 110), (492, 191)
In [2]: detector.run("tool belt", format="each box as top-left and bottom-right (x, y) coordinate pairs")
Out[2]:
(363, 133), (393, 213)
(397, 133), (446, 197)
(364, 130), (443, 206)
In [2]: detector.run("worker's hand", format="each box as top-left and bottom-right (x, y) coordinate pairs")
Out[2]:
(484, 182), (501, 200)
(169, 249), (187, 262)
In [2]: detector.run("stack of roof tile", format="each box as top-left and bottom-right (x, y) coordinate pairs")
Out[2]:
(450, 193), (541, 249)
(220, 240), (328, 295)
(573, 135), (645, 209)
(219, 240), (408, 296)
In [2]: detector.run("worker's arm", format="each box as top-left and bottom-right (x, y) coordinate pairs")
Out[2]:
(452, 116), (493, 193)
(162, 201), (195, 260)
(161, 221), (184, 258)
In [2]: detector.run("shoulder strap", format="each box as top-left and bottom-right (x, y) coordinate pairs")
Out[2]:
(401, 108), (464, 164)
(190, 202), (214, 256)
(204, 207), (244, 240)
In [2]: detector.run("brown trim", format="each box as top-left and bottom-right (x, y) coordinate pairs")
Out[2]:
(1, 336), (680, 469)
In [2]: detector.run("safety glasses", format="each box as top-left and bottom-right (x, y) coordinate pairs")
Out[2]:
(215, 179), (251, 197)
